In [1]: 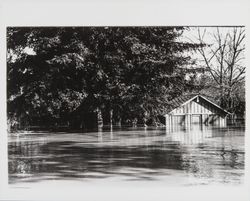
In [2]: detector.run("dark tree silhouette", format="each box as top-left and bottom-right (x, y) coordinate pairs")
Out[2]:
(7, 27), (202, 130)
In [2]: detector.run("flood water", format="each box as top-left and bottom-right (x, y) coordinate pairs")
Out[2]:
(8, 125), (245, 186)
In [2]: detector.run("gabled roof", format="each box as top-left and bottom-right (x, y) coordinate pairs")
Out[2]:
(165, 93), (231, 115)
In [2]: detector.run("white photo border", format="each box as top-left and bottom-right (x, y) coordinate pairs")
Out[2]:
(0, 0), (249, 200)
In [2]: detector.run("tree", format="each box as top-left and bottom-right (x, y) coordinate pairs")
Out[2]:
(7, 27), (201, 130)
(195, 27), (245, 114)
(7, 28), (89, 128)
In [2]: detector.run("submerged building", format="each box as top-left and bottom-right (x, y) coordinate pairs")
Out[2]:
(164, 94), (230, 128)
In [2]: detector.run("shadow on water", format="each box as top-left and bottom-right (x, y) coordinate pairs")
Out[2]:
(8, 125), (245, 184)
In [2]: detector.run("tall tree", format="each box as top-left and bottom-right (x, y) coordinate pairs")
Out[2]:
(7, 27), (201, 130)
(195, 27), (245, 114)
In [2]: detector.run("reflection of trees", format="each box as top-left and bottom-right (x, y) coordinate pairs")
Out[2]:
(8, 127), (244, 183)
(8, 138), (47, 176)
(9, 134), (186, 181)
(166, 125), (244, 183)
(39, 140), (185, 175)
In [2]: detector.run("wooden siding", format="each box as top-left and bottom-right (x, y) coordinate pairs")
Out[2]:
(166, 114), (226, 126)
(165, 96), (228, 127)
(170, 98), (226, 117)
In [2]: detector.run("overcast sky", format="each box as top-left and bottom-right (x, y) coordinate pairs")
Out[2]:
(181, 26), (245, 68)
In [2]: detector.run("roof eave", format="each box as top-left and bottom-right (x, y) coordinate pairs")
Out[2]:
(166, 94), (231, 115)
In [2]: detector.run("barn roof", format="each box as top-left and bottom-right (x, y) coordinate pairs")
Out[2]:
(165, 93), (231, 115)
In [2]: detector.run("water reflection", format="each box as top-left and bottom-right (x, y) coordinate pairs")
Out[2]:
(8, 125), (245, 185)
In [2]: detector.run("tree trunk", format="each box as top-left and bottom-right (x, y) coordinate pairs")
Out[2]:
(132, 118), (138, 127)
(142, 116), (148, 127)
(117, 118), (121, 127)
(80, 120), (84, 129)
(116, 111), (122, 127)
(143, 111), (148, 127)
(96, 107), (103, 128)
(110, 109), (113, 127)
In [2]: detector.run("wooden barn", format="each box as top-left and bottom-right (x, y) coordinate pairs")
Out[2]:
(164, 94), (230, 128)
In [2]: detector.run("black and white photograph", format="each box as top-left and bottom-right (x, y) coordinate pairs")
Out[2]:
(6, 26), (246, 186)
(0, 1), (250, 201)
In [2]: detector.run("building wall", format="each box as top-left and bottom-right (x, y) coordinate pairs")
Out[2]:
(166, 114), (226, 127)
(165, 97), (227, 127)
(171, 98), (225, 115)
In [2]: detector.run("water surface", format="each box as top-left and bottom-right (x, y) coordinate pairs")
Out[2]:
(8, 125), (245, 185)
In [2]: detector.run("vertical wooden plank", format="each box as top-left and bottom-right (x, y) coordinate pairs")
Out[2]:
(205, 114), (209, 125)
(165, 115), (169, 128)
(185, 114), (191, 128)
(203, 100), (207, 113)
(215, 115), (219, 125)
(170, 115), (172, 129)
(170, 115), (173, 129)
(201, 101), (205, 113)
(220, 116), (225, 127)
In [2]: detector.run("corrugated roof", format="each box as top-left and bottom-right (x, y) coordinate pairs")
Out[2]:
(165, 94), (198, 113)
(165, 93), (230, 115)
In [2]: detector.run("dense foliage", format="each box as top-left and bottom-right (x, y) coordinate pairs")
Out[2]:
(7, 27), (207, 130)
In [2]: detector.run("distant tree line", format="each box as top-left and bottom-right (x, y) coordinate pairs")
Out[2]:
(7, 27), (245, 131)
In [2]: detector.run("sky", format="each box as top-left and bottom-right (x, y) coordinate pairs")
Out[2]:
(181, 26), (245, 67)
